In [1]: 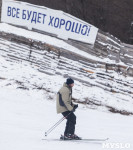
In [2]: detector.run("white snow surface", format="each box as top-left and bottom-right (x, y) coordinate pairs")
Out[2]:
(0, 23), (133, 150)
(0, 22), (133, 115)
(0, 54), (133, 150)
(0, 82), (133, 150)
(0, 50), (133, 114)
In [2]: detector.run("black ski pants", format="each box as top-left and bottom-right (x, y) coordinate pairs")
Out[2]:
(62, 111), (76, 135)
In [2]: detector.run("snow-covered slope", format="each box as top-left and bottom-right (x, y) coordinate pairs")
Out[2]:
(0, 83), (133, 150)
(0, 23), (133, 115)
(0, 22), (133, 150)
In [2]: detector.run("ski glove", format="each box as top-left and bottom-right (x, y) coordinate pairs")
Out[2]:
(72, 104), (78, 112)
(74, 104), (78, 110)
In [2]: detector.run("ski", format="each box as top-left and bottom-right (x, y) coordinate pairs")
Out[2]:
(42, 138), (109, 142)
(60, 138), (109, 142)
(59, 134), (108, 141)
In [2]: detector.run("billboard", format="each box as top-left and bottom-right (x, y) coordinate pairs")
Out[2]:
(1, 0), (98, 44)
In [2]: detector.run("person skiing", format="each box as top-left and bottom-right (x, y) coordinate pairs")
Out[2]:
(56, 78), (80, 140)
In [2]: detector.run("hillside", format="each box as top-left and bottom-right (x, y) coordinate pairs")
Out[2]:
(0, 84), (133, 150)
(0, 2), (133, 149)
(0, 23), (133, 116)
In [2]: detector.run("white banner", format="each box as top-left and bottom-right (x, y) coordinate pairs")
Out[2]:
(1, 0), (98, 44)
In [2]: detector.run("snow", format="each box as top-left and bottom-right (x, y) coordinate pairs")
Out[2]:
(107, 37), (121, 47)
(0, 52), (133, 113)
(0, 52), (133, 149)
(124, 54), (133, 59)
(0, 32), (133, 114)
(97, 41), (107, 46)
(0, 22), (133, 150)
(0, 23), (116, 64)
(0, 86), (133, 150)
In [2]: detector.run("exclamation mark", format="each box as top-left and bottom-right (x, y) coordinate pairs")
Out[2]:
(87, 26), (91, 36)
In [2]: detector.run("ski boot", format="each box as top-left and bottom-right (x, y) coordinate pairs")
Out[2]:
(71, 134), (82, 140)
(60, 133), (81, 140)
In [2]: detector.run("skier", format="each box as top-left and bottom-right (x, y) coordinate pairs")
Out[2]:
(56, 78), (81, 140)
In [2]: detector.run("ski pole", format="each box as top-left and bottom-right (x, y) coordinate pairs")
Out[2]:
(45, 112), (71, 137)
